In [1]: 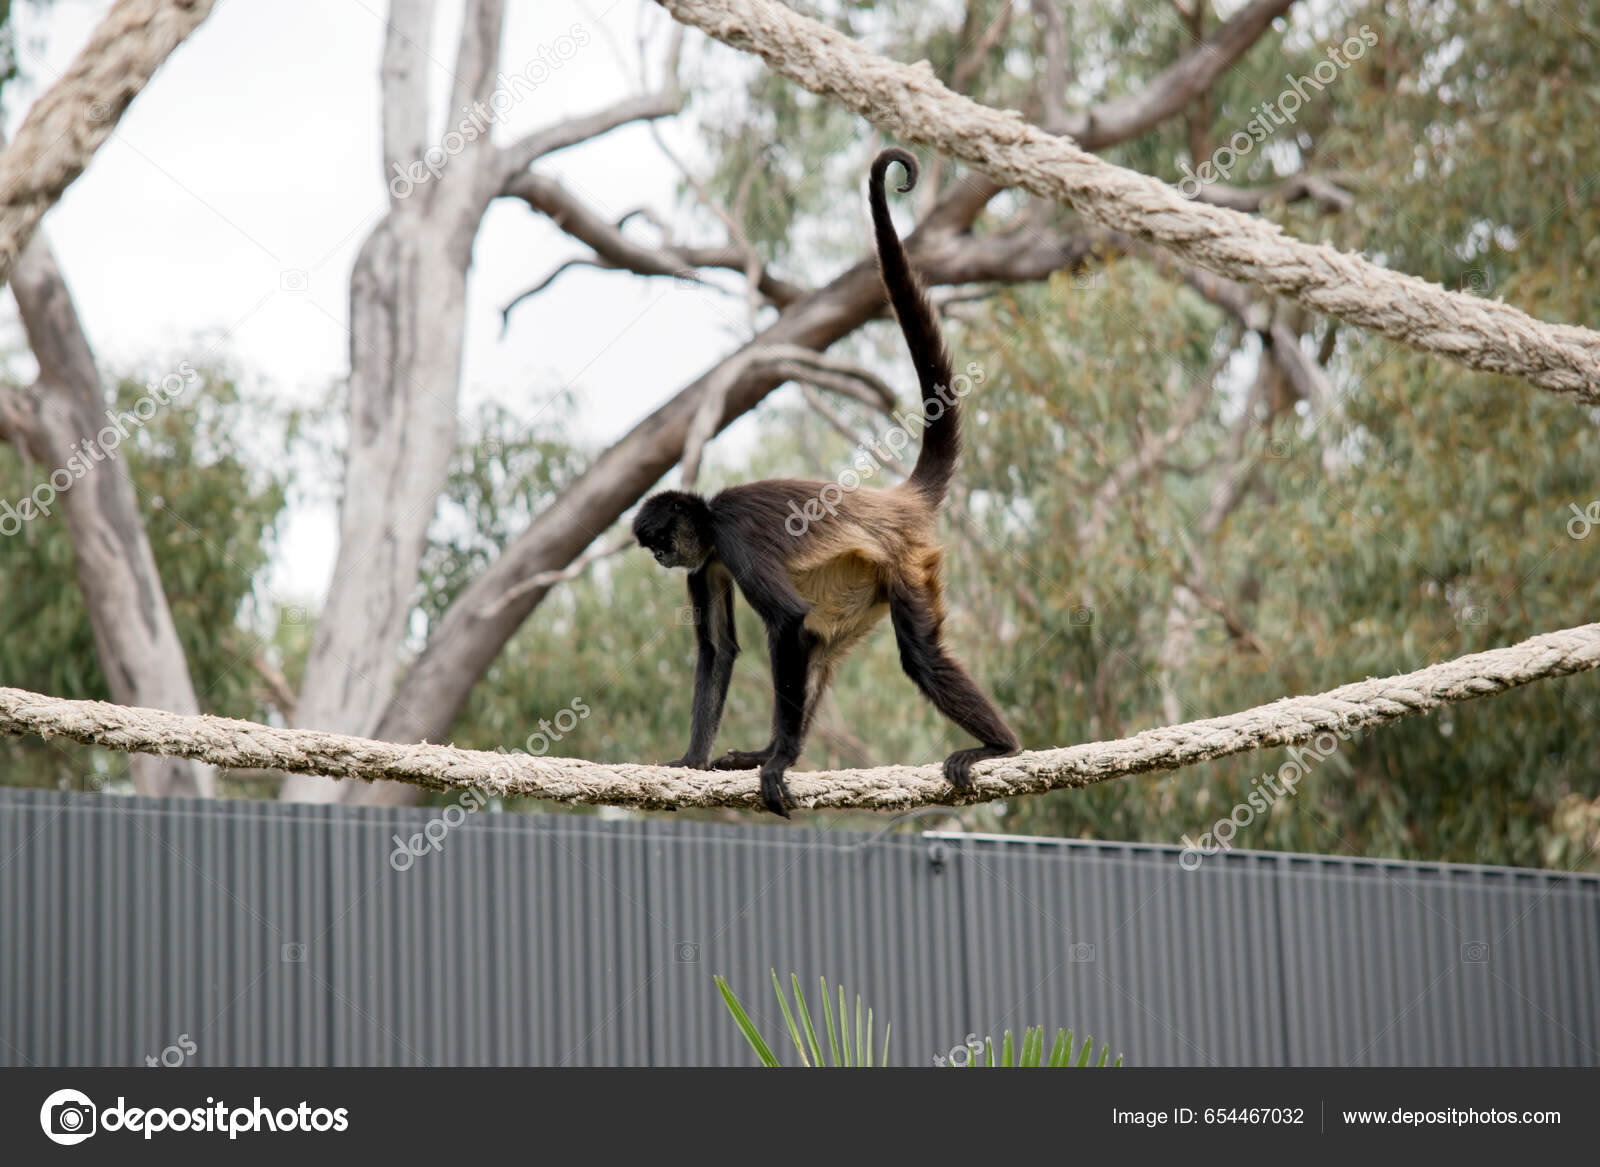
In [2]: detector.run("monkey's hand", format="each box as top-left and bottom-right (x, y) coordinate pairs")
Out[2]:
(758, 762), (796, 818)
(708, 746), (774, 770)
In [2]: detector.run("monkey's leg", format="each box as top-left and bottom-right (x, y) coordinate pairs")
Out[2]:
(714, 544), (820, 815)
(889, 581), (1019, 790)
(708, 655), (833, 771)
(752, 614), (817, 815)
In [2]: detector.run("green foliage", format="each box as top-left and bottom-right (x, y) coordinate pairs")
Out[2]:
(714, 972), (890, 1067)
(951, 1027), (1123, 1069)
(416, 399), (588, 629)
(713, 971), (1122, 1067)
(0, 366), (288, 789)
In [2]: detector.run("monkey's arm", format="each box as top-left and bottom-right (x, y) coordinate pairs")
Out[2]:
(666, 562), (739, 769)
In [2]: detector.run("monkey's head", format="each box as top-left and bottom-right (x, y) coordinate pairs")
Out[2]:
(633, 490), (714, 571)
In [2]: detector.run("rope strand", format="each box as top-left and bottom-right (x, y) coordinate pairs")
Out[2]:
(4, 624), (1595, 812)
(653, 0), (1600, 401)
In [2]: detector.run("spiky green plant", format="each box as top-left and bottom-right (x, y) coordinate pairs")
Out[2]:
(714, 971), (1124, 1067)
(714, 972), (889, 1067)
(944, 1026), (1123, 1067)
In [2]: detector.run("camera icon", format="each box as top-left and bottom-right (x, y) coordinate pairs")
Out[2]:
(281, 605), (307, 626)
(1266, 436), (1292, 460)
(1461, 940), (1489, 964)
(1069, 269), (1105, 291)
(479, 437), (503, 459)
(1070, 606), (1094, 626)
(1459, 269), (1490, 294)
(40, 1089), (97, 1145)
(280, 269), (309, 293)
(675, 605), (700, 626)
(281, 942), (308, 963)
(1068, 941), (1097, 963)
(672, 269), (700, 292)
(84, 100), (111, 125)
(674, 941), (700, 963)
(1460, 605), (1487, 627)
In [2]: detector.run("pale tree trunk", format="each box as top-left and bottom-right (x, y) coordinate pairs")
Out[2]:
(280, 0), (482, 800)
(281, 222), (475, 797)
(282, 0), (680, 800)
(6, 237), (214, 797)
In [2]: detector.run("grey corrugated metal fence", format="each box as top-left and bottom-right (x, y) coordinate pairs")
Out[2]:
(1, 789), (1596, 1066)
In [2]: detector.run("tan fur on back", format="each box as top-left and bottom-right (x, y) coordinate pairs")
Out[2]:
(787, 482), (945, 647)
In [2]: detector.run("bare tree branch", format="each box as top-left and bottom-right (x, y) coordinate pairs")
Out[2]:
(649, 124), (767, 329)
(497, 28), (683, 180)
(499, 258), (622, 333)
(1053, 0), (1299, 145)
(0, 0), (219, 286)
(952, 1), (1014, 95)
(1197, 173), (1355, 214)
(501, 172), (804, 309)
(479, 534), (636, 619)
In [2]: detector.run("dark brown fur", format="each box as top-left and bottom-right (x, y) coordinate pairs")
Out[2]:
(632, 149), (1019, 816)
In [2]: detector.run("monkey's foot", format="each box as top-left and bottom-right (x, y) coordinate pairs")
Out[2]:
(709, 747), (774, 770)
(662, 755), (710, 769)
(758, 765), (796, 818)
(942, 746), (1016, 792)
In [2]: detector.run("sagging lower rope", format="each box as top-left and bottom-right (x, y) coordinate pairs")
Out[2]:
(2, 623), (1596, 812)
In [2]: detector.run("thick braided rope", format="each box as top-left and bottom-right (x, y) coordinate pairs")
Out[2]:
(3, 624), (1595, 812)
(0, 0), (217, 286)
(654, 0), (1600, 402)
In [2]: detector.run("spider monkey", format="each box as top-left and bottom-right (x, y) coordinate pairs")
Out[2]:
(632, 146), (1019, 817)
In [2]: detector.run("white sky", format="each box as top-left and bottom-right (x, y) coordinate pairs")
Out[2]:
(4, 0), (771, 605)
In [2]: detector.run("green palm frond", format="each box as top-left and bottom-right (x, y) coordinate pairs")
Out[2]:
(950, 1026), (1122, 1068)
(715, 972), (1119, 1068)
(713, 972), (890, 1066)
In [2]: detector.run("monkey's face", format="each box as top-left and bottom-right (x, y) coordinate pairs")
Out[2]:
(633, 491), (713, 571)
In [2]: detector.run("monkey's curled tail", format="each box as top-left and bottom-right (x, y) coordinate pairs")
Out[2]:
(870, 147), (959, 503)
